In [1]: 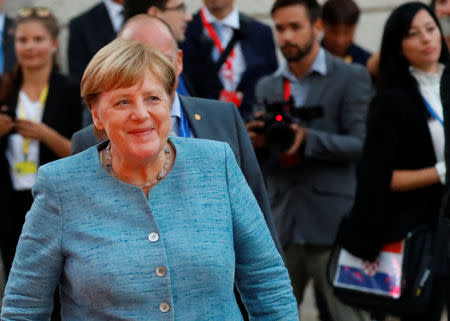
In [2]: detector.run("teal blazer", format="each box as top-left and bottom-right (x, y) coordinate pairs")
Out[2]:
(2, 137), (298, 320)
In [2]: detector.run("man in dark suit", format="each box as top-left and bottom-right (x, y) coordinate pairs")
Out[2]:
(1, 0), (16, 74)
(67, 0), (124, 81)
(180, 0), (278, 120)
(71, 15), (281, 256)
(247, 0), (372, 320)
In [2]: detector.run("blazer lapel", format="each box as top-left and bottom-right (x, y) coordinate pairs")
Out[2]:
(41, 72), (59, 128)
(179, 95), (205, 138)
(303, 53), (334, 107)
(236, 14), (251, 89)
(96, 3), (116, 42)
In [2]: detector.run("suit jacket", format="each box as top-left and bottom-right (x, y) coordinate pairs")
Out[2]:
(0, 71), (83, 226)
(255, 52), (373, 246)
(3, 16), (16, 74)
(2, 138), (298, 320)
(71, 95), (282, 254)
(180, 12), (278, 121)
(68, 2), (116, 80)
(340, 85), (444, 261)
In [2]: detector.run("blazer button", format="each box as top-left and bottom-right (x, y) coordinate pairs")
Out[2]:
(159, 302), (170, 313)
(148, 232), (159, 242)
(156, 266), (167, 277)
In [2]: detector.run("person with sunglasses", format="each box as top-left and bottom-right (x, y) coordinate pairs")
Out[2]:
(0, 7), (82, 282)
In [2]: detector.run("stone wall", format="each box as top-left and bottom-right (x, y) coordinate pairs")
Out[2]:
(4, 0), (428, 71)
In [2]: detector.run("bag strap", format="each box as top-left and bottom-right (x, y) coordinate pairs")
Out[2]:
(214, 28), (241, 72)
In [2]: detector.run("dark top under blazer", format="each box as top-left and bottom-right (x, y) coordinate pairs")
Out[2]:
(340, 86), (444, 261)
(0, 71), (83, 212)
(3, 16), (16, 74)
(180, 12), (278, 121)
(68, 3), (116, 80)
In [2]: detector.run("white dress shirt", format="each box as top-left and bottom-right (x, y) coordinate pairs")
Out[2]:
(6, 91), (44, 190)
(410, 64), (445, 163)
(103, 0), (124, 33)
(202, 5), (246, 92)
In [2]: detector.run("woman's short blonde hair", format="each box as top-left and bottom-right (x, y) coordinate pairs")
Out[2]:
(80, 38), (176, 139)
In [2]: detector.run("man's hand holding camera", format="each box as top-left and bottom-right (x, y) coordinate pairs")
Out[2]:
(247, 109), (309, 167)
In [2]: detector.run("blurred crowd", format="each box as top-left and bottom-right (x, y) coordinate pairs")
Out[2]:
(0, 0), (449, 320)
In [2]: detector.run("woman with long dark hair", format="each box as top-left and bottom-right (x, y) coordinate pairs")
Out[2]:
(0, 8), (82, 280)
(338, 2), (449, 320)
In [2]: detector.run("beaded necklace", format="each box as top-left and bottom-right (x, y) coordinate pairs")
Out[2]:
(101, 143), (172, 188)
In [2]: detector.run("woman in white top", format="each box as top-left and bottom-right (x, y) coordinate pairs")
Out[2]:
(338, 3), (449, 320)
(0, 7), (82, 281)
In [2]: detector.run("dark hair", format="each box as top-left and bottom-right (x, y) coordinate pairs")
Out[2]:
(377, 2), (449, 90)
(271, 0), (321, 24)
(430, 0), (436, 10)
(322, 0), (360, 26)
(123, 0), (168, 20)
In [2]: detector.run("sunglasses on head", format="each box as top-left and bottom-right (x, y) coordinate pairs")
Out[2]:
(17, 7), (53, 19)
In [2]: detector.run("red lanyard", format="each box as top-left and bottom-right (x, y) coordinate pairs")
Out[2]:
(283, 78), (292, 110)
(283, 78), (291, 101)
(200, 6), (235, 82)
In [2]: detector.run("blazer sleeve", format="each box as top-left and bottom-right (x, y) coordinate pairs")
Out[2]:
(1, 165), (63, 320)
(230, 105), (283, 256)
(223, 144), (299, 320)
(303, 65), (373, 162)
(338, 92), (397, 261)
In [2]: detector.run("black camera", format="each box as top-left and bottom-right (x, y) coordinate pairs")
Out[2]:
(255, 97), (323, 154)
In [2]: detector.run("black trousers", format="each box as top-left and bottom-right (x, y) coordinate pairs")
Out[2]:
(0, 189), (33, 279)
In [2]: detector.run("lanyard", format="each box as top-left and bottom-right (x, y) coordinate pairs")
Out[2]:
(283, 78), (291, 101)
(17, 85), (49, 157)
(200, 6), (235, 83)
(283, 78), (293, 111)
(423, 97), (443, 126)
(178, 105), (191, 138)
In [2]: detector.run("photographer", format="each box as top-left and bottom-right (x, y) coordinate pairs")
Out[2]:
(247, 0), (372, 320)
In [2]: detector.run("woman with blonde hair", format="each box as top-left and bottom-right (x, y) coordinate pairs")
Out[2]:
(1, 37), (299, 320)
(0, 7), (82, 281)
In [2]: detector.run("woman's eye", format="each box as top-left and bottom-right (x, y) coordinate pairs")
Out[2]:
(146, 96), (160, 102)
(427, 26), (436, 32)
(115, 99), (129, 106)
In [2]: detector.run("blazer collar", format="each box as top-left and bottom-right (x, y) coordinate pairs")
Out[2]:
(178, 95), (204, 138)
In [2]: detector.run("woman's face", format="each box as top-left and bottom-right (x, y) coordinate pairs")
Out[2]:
(15, 21), (57, 70)
(91, 71), (172, 163)
(401, 9), (442, 72)
(435, 0), (450, 18)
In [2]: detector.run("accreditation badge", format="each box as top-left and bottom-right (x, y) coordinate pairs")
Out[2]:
(14, 161), (38, 175)
(219, 89), (243, 107)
